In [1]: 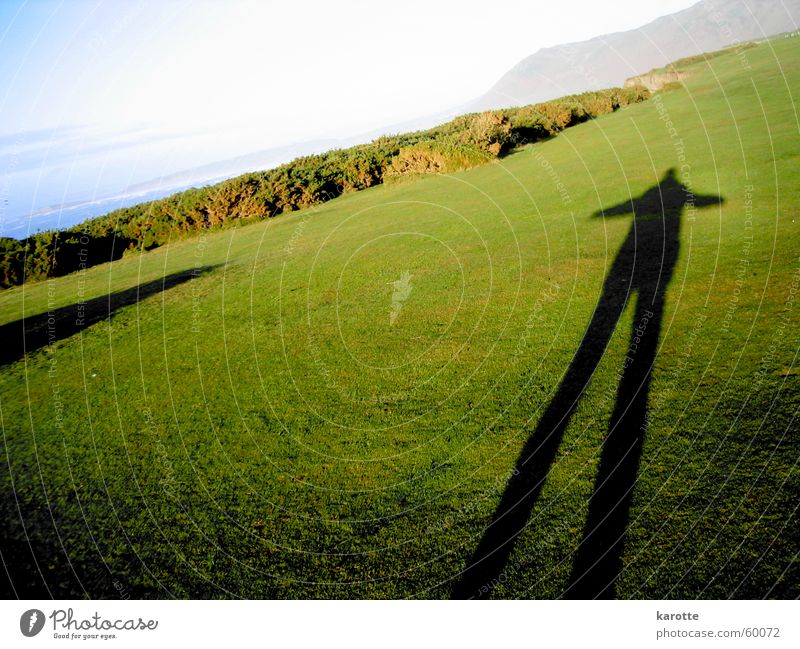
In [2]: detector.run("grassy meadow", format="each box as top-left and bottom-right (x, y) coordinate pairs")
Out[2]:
(1, 35), (799, 598)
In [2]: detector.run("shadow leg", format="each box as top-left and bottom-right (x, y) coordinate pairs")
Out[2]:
(452, 249), (634, 599)
(565, 283), (666, 598)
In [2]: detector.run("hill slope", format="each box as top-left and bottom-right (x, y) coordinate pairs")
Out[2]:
(1, 36), (798, 598)
(471, 0), (800, 110)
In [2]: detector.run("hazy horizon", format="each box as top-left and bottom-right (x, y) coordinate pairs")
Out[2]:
(0, 0), (700, 237)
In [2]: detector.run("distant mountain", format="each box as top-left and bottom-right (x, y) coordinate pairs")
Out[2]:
(470, 0), (800, 111)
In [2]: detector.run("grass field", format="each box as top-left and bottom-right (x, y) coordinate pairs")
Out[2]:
(1, 35), (799, 599)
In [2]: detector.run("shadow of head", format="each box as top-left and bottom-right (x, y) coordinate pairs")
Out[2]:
(593, 168), (724, 220)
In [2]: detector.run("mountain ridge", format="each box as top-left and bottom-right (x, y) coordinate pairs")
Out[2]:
(469, 0), (800, 110)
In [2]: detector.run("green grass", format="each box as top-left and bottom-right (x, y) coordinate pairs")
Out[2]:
(1, 35), (799, 598)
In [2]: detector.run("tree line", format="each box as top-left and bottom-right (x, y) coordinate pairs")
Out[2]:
(0, 86), (648, 288)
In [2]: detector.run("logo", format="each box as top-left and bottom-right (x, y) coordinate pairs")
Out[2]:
(20, 609), (45, 637)
(388, 270), (413, 325)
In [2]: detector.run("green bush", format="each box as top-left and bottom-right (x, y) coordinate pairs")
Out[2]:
(386, 141), (491, 176)
(0, 85), (649, 288)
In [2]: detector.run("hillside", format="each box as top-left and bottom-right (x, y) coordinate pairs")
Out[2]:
(0, 87), (648, 289)
(471, 0), (800, 110)
(1, 36), (798, 598)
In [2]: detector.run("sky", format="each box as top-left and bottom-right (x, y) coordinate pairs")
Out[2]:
(0, 0), (700, 237)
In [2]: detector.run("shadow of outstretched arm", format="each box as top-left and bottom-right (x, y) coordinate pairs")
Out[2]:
(594, 169), (723, 220)
(452, 168), (723, 599)
(0, 265), (219, 367)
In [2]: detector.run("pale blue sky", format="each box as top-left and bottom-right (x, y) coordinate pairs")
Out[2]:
(0, 0), (699, 236)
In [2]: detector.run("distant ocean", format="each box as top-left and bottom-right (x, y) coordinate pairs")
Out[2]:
(0, 182), (218, 240)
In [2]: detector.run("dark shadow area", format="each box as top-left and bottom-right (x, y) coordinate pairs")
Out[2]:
(0, 499), (152, 598)
(0, 232), (137, 288)
(452, 168), (722, 599)
(0, 265), (219, 367)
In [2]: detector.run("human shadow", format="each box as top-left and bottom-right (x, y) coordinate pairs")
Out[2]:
(0, 265), (219, 367)
(452, 168), (722, 599)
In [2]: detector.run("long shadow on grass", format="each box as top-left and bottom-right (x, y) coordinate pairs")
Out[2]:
(0, 265), (219, 367)
(452, 168), (722, 599)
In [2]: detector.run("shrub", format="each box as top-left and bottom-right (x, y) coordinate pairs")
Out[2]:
(386, 141), (490, 176)
(0, 85), (649, 287)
